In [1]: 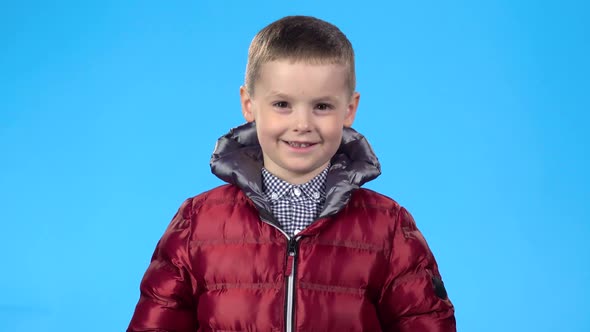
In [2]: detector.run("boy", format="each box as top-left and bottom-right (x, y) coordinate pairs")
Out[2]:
(128, 16), (455, 332)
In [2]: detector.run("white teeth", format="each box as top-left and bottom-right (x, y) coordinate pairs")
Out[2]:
(288, 142), (310, 148)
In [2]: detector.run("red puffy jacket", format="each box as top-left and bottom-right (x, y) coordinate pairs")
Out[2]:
(128, 123), (455, 331)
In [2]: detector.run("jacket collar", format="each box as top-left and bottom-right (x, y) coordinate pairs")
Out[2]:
(209, 122), (381, 218)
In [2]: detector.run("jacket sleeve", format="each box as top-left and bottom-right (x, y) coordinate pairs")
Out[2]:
(377, 207), (456, 332)
(128, 198), (198, 332)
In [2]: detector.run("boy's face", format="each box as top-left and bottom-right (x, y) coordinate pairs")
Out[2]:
(240, 60), (359, 184)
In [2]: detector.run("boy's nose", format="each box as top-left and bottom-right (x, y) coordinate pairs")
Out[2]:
(294, 109), (311, 131)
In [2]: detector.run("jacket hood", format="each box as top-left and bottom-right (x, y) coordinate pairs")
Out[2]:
(210, 122), (381, 218)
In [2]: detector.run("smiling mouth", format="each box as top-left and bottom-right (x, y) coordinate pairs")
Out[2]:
(284, 140), (316, 148)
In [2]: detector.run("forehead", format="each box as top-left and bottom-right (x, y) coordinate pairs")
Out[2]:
(256, 60), (350, 97)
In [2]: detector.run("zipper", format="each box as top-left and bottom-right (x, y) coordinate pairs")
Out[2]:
(260, 216), (299, 332)
(285, 237), (298, 332)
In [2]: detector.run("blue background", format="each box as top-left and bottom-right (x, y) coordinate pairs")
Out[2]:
(1, 1), (588, 331)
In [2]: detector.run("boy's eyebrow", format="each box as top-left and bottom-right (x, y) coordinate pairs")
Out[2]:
(311, 96), (339, 103)
(266, 91), (340, 103)
(266, 91), (290, 99)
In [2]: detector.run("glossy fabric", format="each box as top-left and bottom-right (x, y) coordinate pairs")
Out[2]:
(128, 122), (455, 331)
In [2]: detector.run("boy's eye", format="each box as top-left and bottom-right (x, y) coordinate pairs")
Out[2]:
(273, 101), (289, 108)
(315, 103), (333, 111)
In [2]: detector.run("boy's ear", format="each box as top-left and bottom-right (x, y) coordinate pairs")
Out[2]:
(240, 86), (255, 122)
(343, 92), (360, 127)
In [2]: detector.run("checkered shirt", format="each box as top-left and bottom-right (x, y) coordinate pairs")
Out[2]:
(261, 166), (328, 237)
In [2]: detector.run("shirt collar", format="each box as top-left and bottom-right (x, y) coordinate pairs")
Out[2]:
(262, 165), (329, 202)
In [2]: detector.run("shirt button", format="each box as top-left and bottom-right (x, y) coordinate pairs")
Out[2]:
(312, 192), (320, 199)
(293, 188), (301, 197)
(271, 192), (278, 200)
(294, 228), (302, 235)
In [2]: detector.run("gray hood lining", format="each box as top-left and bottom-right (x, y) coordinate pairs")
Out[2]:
(210, 122), (381, 218)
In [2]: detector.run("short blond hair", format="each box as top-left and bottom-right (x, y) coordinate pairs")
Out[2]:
(245, 16), (355, 96)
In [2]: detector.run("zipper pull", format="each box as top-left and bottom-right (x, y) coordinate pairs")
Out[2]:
(288, 238), (297, 255)
(285, 238), (297, 276)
